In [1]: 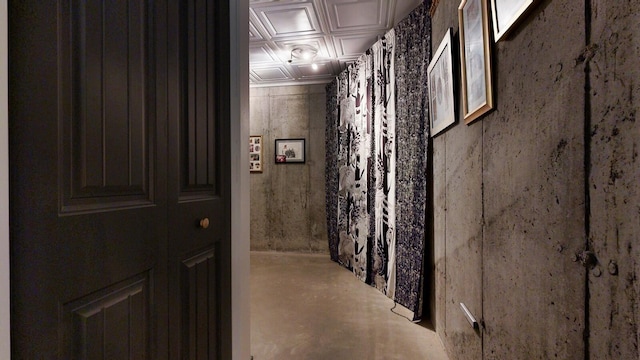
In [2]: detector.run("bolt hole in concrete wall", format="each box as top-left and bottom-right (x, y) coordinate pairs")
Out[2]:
(249, 85), (328, 253)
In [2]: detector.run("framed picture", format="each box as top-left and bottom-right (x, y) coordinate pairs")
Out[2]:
(428, 28), (456, 137)
(490, 0), (535, 41)
(275, 138), (305, 164)
(249, 135), (263, 172)
(459, 0), (493, 124)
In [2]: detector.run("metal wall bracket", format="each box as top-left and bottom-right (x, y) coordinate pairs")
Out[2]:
(460, 303), (479, 330)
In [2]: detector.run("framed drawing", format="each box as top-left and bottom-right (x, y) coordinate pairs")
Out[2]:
(275, 138), (305, 164)
(459, 0), (493, 124)
(490, 0), (535, 41)
(249, 135), (263, 172)
(428, 28), (456, 137)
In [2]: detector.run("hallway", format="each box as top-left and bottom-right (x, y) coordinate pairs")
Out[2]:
(250, 251), (449, 360)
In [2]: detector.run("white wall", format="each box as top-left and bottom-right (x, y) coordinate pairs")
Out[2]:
(0, 0), (11, 357)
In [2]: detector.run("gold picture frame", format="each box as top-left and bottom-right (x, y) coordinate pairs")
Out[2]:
(459, 0), (494, 124)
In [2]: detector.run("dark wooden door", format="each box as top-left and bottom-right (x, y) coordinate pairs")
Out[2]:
(165, 1), (231, 359)
(9, 1), (230, 358)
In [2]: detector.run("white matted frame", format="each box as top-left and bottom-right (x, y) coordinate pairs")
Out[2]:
(428, 28), (456, 137)
(459, 0), (494, 124)
(490, 0), (535, 41)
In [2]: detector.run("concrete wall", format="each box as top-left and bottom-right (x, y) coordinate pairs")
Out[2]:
(249, 85), (328, 253)
(430, 0), (639, 359)
(588, 0), (640, 358)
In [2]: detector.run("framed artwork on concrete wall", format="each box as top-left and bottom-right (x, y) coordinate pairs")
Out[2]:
(428, 28), (456, 137)
(275, 138), (305, 164)
(459, 0), (494, 124)
(490, 0), (535, 41)
(249, 135), (263, 172)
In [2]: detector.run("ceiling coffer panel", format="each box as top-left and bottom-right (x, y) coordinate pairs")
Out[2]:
(249, 21), (265, 41)
(323, 0), (392, 32)
(297, 65), (332, 80)
(250, 44), (279, 64)
(251, 66), (295, 82)
(274, 36), (336, 61)
(289, 60), (339, 79)
(253, 2), (326, 38)
(333, 32), (380, 58)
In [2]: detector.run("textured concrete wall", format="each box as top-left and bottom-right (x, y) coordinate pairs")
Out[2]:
(431, 2), (479, 358)
(445, 117), (483, 358)
(249, 85), (328, 253)
(431, 0), (592, 358)
(482, 1), (587, 358)
(431, 0), (484, 357)
(588, 1), (640, 358)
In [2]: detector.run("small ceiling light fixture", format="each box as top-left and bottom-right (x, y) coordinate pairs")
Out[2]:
(288, 44), (319, 71)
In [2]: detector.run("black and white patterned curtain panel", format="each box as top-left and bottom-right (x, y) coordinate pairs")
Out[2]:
(326, 3), (431, 318)
(371, 31), (397, 296)
(394, 3), (431, 318)
(325, 80), (340, 263)
(335, 55), (370, 282)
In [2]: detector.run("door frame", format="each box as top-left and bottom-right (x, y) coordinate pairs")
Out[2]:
(1, 0), (10, 357)
(0, 1), (250, 358)
(229, 0), (251, 359)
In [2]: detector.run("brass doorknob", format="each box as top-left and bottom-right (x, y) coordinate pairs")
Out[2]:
(199, 218), (210, 229)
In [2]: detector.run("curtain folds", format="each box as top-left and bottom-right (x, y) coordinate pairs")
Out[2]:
(394, 4), (432, 317)
(325, 3), (431, 318)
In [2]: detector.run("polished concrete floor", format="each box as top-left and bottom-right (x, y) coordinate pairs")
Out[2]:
(250, 251), (449, 360)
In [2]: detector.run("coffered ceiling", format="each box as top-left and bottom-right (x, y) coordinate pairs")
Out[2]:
(249, 0), (424, 87)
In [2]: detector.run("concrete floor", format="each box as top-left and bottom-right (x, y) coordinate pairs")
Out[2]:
(250, 251), (449, 360)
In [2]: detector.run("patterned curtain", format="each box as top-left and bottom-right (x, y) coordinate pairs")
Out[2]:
(332, 50), (375, 282)
(394, 4), (431, 318)
(326, 3), (430, 318)
(325, 81), (339, 262)
(371, 31), (396, 296)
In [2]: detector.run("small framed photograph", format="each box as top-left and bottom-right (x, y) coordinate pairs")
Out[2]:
(490, 0), (535, 41)
(274, 138), (305, 164)
(249, 135), (263, 172)
(428, 28), (456, 137)
(459, 0), (494, 124)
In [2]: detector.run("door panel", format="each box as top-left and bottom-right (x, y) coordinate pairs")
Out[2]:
(61, 273), (151, 359)
(167, 0), (231, 358)
(59, 0), (153, 212)
(181, 248), (219, 359)
(181, 0), (218, 193)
